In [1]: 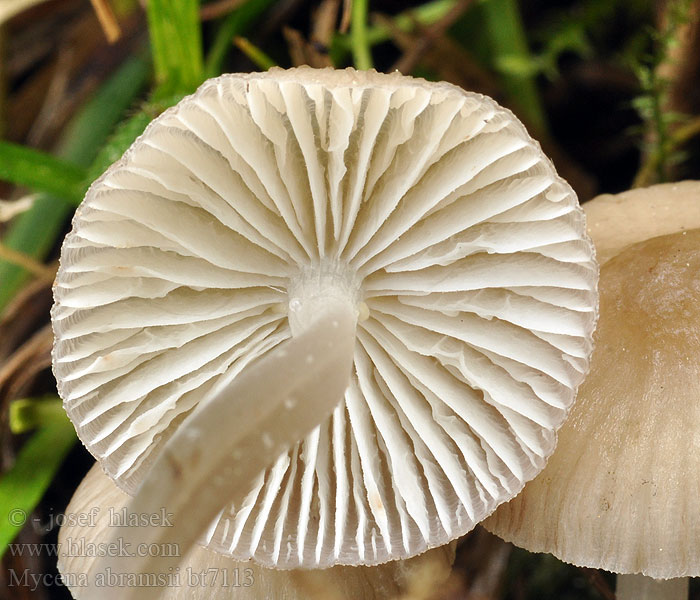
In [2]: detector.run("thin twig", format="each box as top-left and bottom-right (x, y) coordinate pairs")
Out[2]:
(0, 325), (53, 394)
(283, 26), (308, 68)
(312, 0), (340, 52)
(89, 0), (122, 43)
(283, 26), (330, 68)
(0, 274), (53, 366)
(26, 47), (73, 147)
(200, 0), (247, 21)
(339, 0), (351, 33)
(376, 13), (500, 96)
(634, 115), (700, 188)
(0, 242), (55, 281)
(391, 0), (474, 74)
(673, 114), (700, 144)
(233, 36), (276, 70)
(255, 0), (305, 40)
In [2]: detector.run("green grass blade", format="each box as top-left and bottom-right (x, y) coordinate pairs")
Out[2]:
(205, 0), (278, 78)
(351, 0), (373, 70)
(86, 92), (185, 184)
(0, 417), (76, 558)
(480, 0), (547, 134)
(234, 37), (277, 71)
(9, 397), (66, 434)
(55, 55), (151, 167)
(0, 141), (86, 205)
(146, 0), (204, 96)
(0, 55), (150, 312)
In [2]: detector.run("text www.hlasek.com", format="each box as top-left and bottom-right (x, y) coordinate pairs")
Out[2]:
(8, 538), (180, 558)
(7, 542), (255, 592)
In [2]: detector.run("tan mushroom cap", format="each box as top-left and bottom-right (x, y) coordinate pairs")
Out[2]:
(57, 464), (455, 600)
(483, 229), (700, 579)
(584, 180), (700, 264)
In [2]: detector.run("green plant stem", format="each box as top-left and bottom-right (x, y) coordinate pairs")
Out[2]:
(234, 36), (277, 70)
(0, 55), (150, 313)
(0, 141), (86, 205)
(351, 0), (373, 70)
(634, 115), (700, 188)
(9, 397), (65, 434)
(205, 0), (278, 77)
(673, 116), (700, 147)
(0, 417), (76, 557)
(649, 70), (668, 183)
(480, 0), (547, 135)
(332, 0), (457, 58)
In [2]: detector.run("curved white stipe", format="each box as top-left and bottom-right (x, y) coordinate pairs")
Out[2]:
(87, 303), (356, 600)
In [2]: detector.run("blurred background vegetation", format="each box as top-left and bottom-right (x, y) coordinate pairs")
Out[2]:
(0, 0), (698, 598)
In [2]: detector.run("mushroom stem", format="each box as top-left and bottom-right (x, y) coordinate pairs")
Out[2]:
(85, 302), (358, 599)
(616, 574), (689, 600)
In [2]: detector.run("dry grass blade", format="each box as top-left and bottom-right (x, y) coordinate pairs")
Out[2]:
(283, 25), (331, 67)
(283, 25), (307, 67)
(0, 242), (55, 281)
(0, 0), (52, 25)
(311, 0), (340, 53)
(377, 13), (500, 97)
(0, 196), (35, 222)
(200, 0), (247, 21)
(391, 0), (475, 74)
(6, 5), (145, 145)
(89, 0), (122, 43)
(0, 325), (53, 405)
(339, 0), (351, 33)
(26, 47), (73, 146)
(0, 276), (53, 361)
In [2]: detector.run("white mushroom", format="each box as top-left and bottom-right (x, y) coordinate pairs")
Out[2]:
(51, 67), (598, 589)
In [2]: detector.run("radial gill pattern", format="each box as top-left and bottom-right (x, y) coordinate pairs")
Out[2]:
(52, 68), (598, 569)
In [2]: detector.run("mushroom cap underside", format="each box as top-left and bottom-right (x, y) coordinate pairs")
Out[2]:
(58, 464), (456, 600)
(52, 67), (598, 568)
